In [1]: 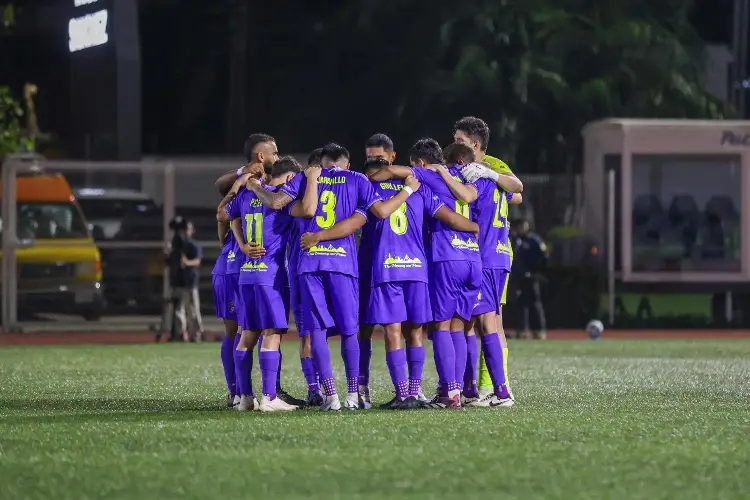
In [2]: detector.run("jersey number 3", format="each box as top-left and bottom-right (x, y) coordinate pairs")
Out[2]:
(316, 190), (337, 229)
(244, 213), (264, 247)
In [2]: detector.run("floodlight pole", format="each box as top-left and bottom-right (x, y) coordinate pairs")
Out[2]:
(607, 167), (616, 326)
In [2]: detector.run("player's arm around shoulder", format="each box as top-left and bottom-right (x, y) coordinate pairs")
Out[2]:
(294, 167), (321, 217)
(300, 210), (368, 250)
(433, 205), (479, 238)
(369, 174), (419, 219)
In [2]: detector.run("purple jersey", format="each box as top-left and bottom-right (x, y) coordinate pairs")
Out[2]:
(281, 168), (380, 277)
(473, 179), (513, 271)
(365, 180), (444, 285)
(227, 185), (293, 286)
(223, 196), (244, 274)
(410, 166), (480, 263)
(211, 231), (230, 276)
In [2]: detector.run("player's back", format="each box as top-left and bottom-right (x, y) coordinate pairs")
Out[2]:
(298, 168), (377, 277)
(473, 179), (512, 271)
(238, 185), (292, 286)
(367, 179), (434, 285)
(411, 166), (480, 263)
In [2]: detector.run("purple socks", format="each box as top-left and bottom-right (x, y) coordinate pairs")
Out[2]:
(406, 346), (425, 397)
(300, 357), (319, 393)
(431, 330), (457, 393)
(464, 335), (479, 397)
(259, 350), (280, 399)
(358, 337), (372, 387)
(232, 335), (241, 391)
(341, 335), (360, 394)
(481, 333), (507, 394)
(311, 329), (336, 395)
(233, 348), (254, 397)
(220, 336), (236, 397)
(451, 331), (467, 393)
(385, 348), (409, 400)
(276, 349), (283, 392)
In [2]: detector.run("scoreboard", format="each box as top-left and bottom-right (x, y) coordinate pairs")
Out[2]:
(68, 0), (141, 160)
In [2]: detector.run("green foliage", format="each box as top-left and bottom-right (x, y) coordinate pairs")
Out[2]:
(0, 86), (24, 159)
(340, 0), (729, 174)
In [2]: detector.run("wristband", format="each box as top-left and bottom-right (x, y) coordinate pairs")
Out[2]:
(236, 167), (244, 177)
(486, 169), (500, 182)
(403, 186), (414, 196)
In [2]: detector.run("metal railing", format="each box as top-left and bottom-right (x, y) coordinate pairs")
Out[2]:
(0, 155), (243, 334)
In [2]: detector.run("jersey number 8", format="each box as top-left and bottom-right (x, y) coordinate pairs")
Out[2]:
(389, 202), (408, 235)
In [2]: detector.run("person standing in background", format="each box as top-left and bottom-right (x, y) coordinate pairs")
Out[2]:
(177, 221), (204, 342)
(513, 219), (548, 340)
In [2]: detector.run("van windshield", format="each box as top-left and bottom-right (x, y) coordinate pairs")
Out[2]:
(0, 203), (90, 239)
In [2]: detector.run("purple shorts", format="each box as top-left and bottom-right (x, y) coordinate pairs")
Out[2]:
(212, 273), (239, 321)
(359, 273), (371, 324)
(298, 272), (359, 336)
(429, 261), (482, 322)
(237, 282), (290, 332)
(365, 281), (431, 326)
(474, 269), (509, 316)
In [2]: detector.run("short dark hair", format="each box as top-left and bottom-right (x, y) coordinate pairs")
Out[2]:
(453, 116), (490, 151)
(307, 147), (324, 166)
(321, 142), (350, 162)
(443, 142), (475, 166)
(271, 156), (302, 178)
(243, 133), (275, 162)
(365, 133), (394, 151)
(408, 138), (444, 165)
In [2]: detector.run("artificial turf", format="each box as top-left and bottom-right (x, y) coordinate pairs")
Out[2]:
(1, 340), (748, 499)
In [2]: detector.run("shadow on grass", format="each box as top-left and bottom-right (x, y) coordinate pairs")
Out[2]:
(0, 397), (383, 425)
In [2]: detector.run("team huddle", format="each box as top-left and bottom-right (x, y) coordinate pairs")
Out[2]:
(212, 116), (523, 412)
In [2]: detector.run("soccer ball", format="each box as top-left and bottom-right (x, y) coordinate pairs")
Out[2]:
(586, 319), (604, 340)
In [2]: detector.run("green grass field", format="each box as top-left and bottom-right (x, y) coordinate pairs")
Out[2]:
(1, 340), (749, 500)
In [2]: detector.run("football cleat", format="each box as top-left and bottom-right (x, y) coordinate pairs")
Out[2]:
(236, 395), (259, 412)
(424, 394), (461, 409)
(343, 396), (359, 410)
(259, 395), (298, 412)
(466, 393), (494, 408)
(358, 385), (373, 409)
(490, 395), (515, 408)
(278, 389), (307, 408)
(319, 395), (341, 411)
(393, 397), (422, 410)
(306, 391), (324, 407)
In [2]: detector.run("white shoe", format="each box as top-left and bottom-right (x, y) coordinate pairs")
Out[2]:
(357, 385), (372, 409)
(259, 395), (298, 412)
(320, 395), (341, 411)
(416, 389), (430, 403)
(467, 392), (494, 407)
(236, 395), (259, 411)
(343, 396), (359, 410)
(490, 395), (515, 408)
(232, 395), (241, 406)
(462, 394), (480, 406)
(477, 388), (493, 399)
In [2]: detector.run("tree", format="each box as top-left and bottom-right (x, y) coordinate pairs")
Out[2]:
(0, 86), (24, 159)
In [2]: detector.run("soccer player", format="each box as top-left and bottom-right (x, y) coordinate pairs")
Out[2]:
(453, 117), (522, 402)
(213, 133), (275, 407)
(226, 156), (320, 412)
(444, 142), (515, 407)
(247, 142), (419, 411)
(213, 181), (242, 407)
(360, 135), (480, 409)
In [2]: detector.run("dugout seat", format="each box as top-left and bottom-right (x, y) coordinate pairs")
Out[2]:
(701, 196), (740, 261)
(632, 194), (664, 246)
(666, 194), (700, 258)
